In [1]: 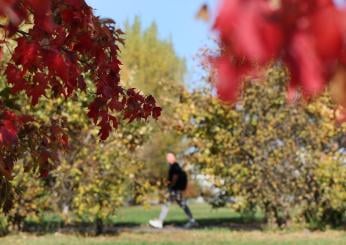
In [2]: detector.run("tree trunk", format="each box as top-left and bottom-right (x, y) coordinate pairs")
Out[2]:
(95, 217), (103, 236)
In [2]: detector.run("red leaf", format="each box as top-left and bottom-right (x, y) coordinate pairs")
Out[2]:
(45, 51), (70, 81)
(0, 0), (20, 24)
(61, 134), (69, 146)
(310, 6), (344, 60)
(152, 107), (162, 119)
(87, 97), (106, 124)
(214, 0), (283, 62)
(5, 64), (26, 93)
(214, 57), (242, 102)
(26, 0), (50, 16)
(27, 0), (54, 32)
(0, 110), (19, 145)
(109, 115), (118, 129)
(13, 38), (39, 70)
(145, 95), (156, 105)
(40, 168), (49, 178)
(0, 121), (17, 145)
(98, 120), (111, 140)
(289, 32), (324, 97)
(65, 0), (85, 8)
(30, 72), (48, 105)
(109, 97), (125, 111)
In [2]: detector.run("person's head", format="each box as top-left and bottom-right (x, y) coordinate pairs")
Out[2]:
(166, 153), (176, 164)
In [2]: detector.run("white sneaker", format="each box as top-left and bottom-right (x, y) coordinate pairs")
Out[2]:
(149, 219), (163, 229)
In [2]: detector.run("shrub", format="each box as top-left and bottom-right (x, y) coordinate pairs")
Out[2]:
(0, 215), (9, 237)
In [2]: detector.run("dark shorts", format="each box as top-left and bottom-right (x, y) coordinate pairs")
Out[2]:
(168, 190), (186, 204)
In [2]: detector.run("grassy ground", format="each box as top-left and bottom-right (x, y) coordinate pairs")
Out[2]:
(110, 203), (261, 228)
(1, 203), (346, 245)
(2, 230), (346, 245)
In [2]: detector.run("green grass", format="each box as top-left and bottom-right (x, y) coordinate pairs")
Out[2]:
(2, 231), (346, 245)
(111, 203), (261, 227)
(1, 203), (346, 245)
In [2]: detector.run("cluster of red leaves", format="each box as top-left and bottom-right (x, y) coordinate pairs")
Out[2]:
(0, 106), (26, 179)
(0, 101), (69, 180)
(213, 0), (346, 104)
(0, 0), (160, 140)
(0, 109), (21, 146)
(0, 0), (161, 182)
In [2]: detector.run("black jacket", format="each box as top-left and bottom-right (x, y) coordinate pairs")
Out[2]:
(168, 162), (188, 191)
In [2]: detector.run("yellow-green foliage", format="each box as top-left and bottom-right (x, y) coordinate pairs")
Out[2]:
(177, 66), (346, 228)
(7, 166), (50, 230)
(2, 17), (187, 231)
(0, 214), (8, 236)
(120, 17), (188, 191)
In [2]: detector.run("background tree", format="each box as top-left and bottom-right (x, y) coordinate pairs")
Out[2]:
(0, 86), (154, 232)
(7, 166), (49, 231)
(0, 0), (160, 212)
(0, 16), (188, 231)
(120, 18), (187, 198)
(177, 66), (346, 228)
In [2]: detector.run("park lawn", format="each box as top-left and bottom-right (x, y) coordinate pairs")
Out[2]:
(1, 230), (346, 245)
(1, 203), (346, 245)
(111, 203), (260, 226)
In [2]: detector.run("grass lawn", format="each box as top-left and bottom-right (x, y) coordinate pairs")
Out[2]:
(1, 203), (346, 245)
(111, 203), (261, 227)
(2, 230), (346, 245)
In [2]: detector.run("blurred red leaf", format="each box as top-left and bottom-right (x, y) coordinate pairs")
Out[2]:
(213, 0), (346, 105)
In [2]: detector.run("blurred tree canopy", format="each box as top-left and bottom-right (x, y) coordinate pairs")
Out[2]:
(121, 17), (186, 103)
(120, 17), (187, 183)
(177, 66), (346, 228)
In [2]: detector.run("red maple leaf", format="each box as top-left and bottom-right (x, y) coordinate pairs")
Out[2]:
(213, 0), (346, 104)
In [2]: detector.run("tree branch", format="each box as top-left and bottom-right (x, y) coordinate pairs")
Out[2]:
(0, 24), (29, 37)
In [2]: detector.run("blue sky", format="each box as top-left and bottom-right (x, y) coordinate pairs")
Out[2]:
(85, 0), (346, 87)
(85, 0), (218, 87)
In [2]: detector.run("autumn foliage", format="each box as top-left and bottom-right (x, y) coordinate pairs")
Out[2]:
(0, 0), (160, 197)
(213, 0), (346, 104)
(177, 67), (346, 228)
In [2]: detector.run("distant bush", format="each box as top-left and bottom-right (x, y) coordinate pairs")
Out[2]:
(0, 215), (9, 237)
(303, 157), (346, 230)
(180, 67), (346, 229)
(184, 180), (201, 199)
(24, 213), (64, 233)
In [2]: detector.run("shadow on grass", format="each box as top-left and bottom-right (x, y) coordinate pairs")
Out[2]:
(113, 216), (265, 231)
(22, 216), (265, 236)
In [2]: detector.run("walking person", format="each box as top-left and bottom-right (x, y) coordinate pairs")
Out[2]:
(149, 153), (197, 229)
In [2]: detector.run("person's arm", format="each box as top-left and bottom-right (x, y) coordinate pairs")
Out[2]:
(168, 174), (179, 190)
(168, 164), (180, 190)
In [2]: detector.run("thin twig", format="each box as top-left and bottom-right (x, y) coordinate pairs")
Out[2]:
(0, 24), (29, 37)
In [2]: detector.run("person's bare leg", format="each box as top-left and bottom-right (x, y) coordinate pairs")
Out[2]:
(159, 202), (171, 222)
(149, 199), (172, 229)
